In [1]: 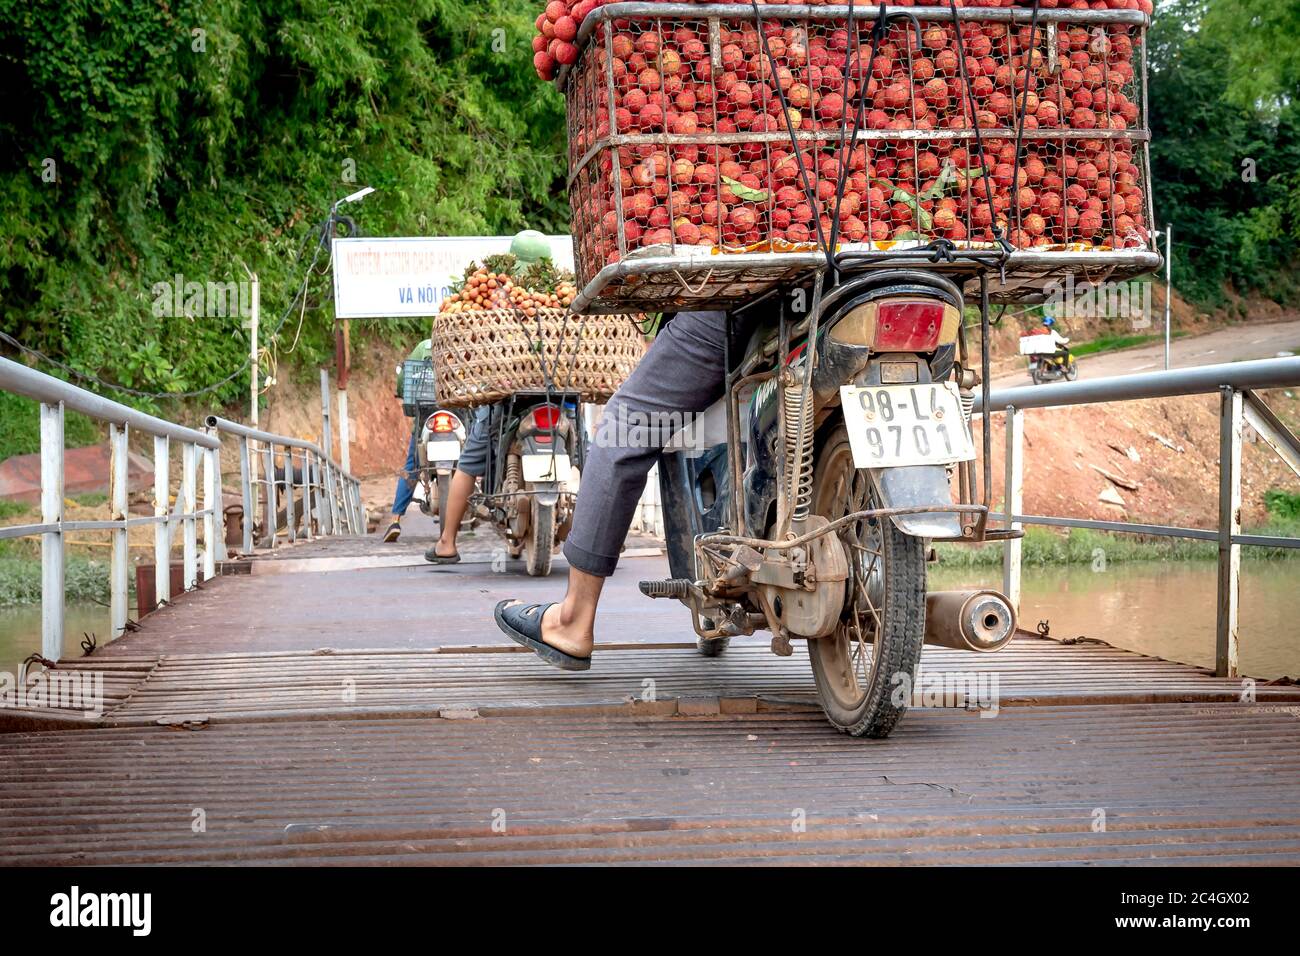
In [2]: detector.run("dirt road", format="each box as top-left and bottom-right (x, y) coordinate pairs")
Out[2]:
(994, 318), (1300, 386)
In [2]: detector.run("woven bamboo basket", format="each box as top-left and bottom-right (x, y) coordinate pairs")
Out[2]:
(431, 308), (646, 408)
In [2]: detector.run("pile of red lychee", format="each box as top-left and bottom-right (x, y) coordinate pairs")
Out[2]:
(539, 3), (1154, 277)
(534, 0), (1155, 81)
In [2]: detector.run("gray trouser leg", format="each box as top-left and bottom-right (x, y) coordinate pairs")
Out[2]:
(563, 310), (729, 577)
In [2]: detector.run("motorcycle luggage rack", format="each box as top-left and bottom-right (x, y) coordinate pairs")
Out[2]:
(570, 247), (1162, 315)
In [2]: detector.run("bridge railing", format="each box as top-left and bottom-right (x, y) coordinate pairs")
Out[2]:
(978, 356), (1300, 678)
(0, 356), (225, 660)
(203, 416), (366, 556)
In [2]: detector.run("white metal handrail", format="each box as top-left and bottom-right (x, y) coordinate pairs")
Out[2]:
(0, 356), (223, 660)
(977, 356), (1300, 678)
(203, 415), (366, 554)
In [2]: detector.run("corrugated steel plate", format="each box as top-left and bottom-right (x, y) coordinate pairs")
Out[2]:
(3, 704), (1299, 865)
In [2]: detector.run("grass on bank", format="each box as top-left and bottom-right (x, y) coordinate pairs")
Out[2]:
(0, 494), (135, 607)
(0, 556), (111, 609)
(937, 491), (1300, 568)
(1069, 330), (1191, 358)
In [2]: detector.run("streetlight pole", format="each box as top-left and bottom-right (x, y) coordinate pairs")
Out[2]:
(1164, 224), (1173, 371)
(327, 187), (375, 478)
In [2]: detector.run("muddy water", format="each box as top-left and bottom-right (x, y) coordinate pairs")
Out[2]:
(0, 604), (110, 678)
(933, 560), (1300, 679)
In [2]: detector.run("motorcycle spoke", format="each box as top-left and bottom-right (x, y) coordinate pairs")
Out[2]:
(838, 467), (888, 695)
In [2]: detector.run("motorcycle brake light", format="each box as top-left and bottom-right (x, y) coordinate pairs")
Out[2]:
(532, 405), (560, 430)
(430, 412), (459, 433)
(530, 405), (560, 442)
(873, 300), (946, 351)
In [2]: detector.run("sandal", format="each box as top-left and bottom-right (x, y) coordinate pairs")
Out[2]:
(424, 545), (460, 565)
(493, 601), (591, 671)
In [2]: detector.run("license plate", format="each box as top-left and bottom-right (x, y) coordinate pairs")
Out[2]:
(522, 453), (569, 483)
(840, 383), (974, 468)
(426, 440), (461, 462)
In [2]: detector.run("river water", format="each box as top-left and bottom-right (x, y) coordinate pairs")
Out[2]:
(934, 559), (1300, 678)
(1, 559), (1296, 679)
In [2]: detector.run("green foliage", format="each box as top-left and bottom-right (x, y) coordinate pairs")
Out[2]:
(1265, 488), (1300, 521)
(1149, 0), (1300, 305)
(0, 555), (110, 607)
(1203, 0), (1300, 113)
(1069, 330), (1188, 357)
(0, 0), (567, 412)
(0, 391), (101, 459)
(936, 520), (1300, 567)
(0, 498), (28, 520)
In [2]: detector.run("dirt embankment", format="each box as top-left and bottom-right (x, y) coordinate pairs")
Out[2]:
(975, 387), (1300, 529)
(250, 339), (414, 482)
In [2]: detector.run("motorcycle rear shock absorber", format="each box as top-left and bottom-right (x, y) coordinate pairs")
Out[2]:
(784, 380), (815, 522)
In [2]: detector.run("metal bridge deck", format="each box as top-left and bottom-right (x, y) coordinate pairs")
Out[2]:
(4, 705), (1300, 865)
(8, 637), (1300, 730)
(3, 534), (1298, 866)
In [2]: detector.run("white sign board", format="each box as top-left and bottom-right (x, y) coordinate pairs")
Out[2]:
(331, 236), (575, 319)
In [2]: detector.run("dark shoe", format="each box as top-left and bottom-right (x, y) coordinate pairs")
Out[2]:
(383, 522), (402, 542)
(424, 544), (460, 564)
(493, 601), (591, 671)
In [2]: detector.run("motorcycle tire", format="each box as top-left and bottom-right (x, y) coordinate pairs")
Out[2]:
(524, 497), (556, 577)
(435, 473), (452, 536)
(804, 425), (927, 739)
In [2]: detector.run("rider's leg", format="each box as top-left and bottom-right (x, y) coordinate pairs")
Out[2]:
(385, 432), (419, 541)
(538, 310), (729, 655)
(432, 470), (477, 558)
(426, 406), (491, 560)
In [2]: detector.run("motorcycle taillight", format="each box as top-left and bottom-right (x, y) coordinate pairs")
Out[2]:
(430, 411), (459, 433)
(873, 300), (946, 352)
(530, 404), (560, 442)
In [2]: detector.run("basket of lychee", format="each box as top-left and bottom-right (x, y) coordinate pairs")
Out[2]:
(431, 256), (646, 407)
(438, 259), (579, 317)
(539, 1), (1155, 292)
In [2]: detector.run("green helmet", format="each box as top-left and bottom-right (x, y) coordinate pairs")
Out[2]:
(510, 229), (551, 265)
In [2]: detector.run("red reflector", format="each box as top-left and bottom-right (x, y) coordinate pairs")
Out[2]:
(431, 412), (458, 433)
(874, 301), (945, 352)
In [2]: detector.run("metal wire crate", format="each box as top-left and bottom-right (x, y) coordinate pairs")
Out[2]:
(559, 3), (1160, 312)
(400, 358), (439, 416)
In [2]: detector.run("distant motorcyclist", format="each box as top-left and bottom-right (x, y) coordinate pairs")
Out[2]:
(383, 338), (432, 543)
(1040, 314), (1071, 356)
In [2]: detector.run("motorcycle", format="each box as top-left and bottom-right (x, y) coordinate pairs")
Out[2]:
(1028, 347), (1079, 385)
(473, 390), (584, 577)
(641, 267), (1021, 739)
(400, 357), (467, 535)
(414, 403), (467, 535)
(1020, 332), (1079, 385)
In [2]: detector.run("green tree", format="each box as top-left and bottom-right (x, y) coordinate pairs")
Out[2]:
(1148, 0), (1300, 304)
(0, 0), (568, 410)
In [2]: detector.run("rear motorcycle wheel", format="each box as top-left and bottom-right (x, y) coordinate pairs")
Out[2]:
(435, 473), (451, 535)
(805, 426), (926, 738)
(524, 497), (555, 577)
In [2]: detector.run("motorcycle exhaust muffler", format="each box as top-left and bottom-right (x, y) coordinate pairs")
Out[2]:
(924, 590), (1017, 652)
